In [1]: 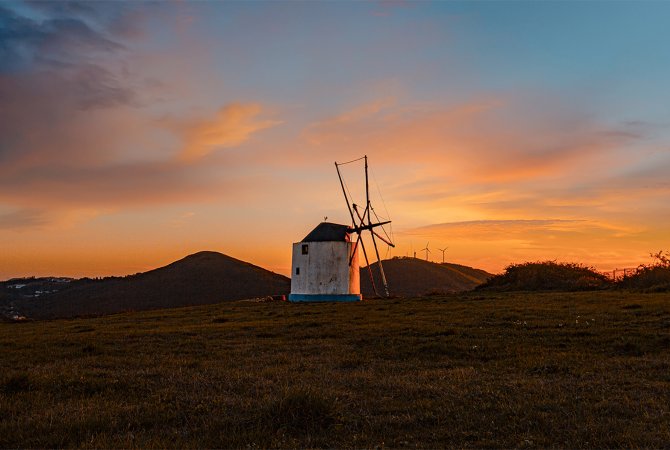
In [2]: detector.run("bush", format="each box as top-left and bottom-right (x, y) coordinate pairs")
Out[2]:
(477, 261), (611, 292)
(260, 387), (337, 437)
(1, 373), (32, 394)
(617, 251), (670, 292)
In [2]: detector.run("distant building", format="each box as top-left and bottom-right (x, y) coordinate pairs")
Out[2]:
(289, 222), (361, 302)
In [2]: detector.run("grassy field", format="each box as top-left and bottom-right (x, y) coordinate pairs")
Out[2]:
(1, 291), (669, 448)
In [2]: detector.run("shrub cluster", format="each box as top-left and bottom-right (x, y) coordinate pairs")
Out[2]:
(477, 261), (611, 292)
(260, 387), (337, 437)
(617, 251), (670, 292)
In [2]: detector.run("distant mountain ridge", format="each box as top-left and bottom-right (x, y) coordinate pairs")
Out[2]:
(15, 251), (290, 319)
(9, 252), (493, 319)
(361, 257), (492, 297)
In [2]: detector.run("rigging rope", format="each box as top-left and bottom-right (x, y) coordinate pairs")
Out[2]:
(338, 158), (364, 221)
(335, 156), (366, 166)
(342, 178), (356, 222)
(338, 157), (395, 253)
(370, 166), (395, 247)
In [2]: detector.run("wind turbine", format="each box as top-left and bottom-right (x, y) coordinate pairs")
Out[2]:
(438, 246), (449, 264)
(421, 242), (431, 261)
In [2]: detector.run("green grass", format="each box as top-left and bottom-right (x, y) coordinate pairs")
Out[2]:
(1, 292), (669, 448)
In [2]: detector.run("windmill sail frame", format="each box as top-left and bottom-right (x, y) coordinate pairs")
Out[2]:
(335, 155), (394, 298)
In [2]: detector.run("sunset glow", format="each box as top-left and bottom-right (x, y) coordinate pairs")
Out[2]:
(1, 1), (669, 279)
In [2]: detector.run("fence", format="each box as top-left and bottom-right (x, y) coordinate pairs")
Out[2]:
(603, 268), (639, 281)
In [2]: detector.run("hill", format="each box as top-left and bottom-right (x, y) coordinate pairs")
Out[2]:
(361, 257), (492, 297)
(14, 251), (290, 319)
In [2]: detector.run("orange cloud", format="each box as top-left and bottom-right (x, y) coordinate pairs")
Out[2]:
(295, 95), (650, 223)
(302, 96), (396, 144)
(0, 208), (48, 230)
(403, 219), (638, 241)
(177, 103), (281, 161)
(289, 94), (667, 274)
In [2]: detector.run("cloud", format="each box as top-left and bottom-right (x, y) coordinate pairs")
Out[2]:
(0, 160), (229, 209)
(296, 93), (658, 228)
(302, 96), (396, 144)
(0, 4), (139, 168)
(304, 94), (643, 184)
(0, 4), (277, 226)
(0, 4), (125, 74)
(0, 68), (139, 172)
(0, 208), (48, 230)
(401, 219), (634, 241)
(174, 103), (281, 161)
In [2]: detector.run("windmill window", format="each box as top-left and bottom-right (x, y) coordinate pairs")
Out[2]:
(295, 267), (300, 275)
(302, 244), (309, 255)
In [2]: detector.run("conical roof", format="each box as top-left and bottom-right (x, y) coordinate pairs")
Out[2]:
(302, 222), (351, 242)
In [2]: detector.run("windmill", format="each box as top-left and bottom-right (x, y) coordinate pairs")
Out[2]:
(335, 155), (395, 297)
(438, 246), (449, 264)
(421, 242), (431, 261)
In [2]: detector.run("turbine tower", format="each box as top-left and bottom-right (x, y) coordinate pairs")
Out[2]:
(421, 242), (431, 261)
(438, 246), (449, 264)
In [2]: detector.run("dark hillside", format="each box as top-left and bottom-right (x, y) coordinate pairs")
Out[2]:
(361, 257), (491, 297)
(15, 251), (290, 319)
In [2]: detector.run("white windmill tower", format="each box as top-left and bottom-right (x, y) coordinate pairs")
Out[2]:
(289, 155), (395, 301)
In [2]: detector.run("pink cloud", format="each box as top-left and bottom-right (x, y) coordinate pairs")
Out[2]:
(170, 103), (281, 161)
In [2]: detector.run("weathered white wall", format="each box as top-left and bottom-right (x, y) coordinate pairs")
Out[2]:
(291, 241), (360, 295)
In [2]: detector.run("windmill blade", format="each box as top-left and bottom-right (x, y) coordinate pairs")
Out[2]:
(352, 203), (371, 229)
(349, 234), (361, 266)
(350, 220), (392, 234)
(368, 227), (390, 297)
(358, 233), (379, 297)
(335, 155), (393, 299)
(371, 229), (394, 248)
(335, 162), (357, 227)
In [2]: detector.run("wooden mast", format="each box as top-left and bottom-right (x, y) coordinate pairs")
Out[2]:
(365, 156), (390, 297)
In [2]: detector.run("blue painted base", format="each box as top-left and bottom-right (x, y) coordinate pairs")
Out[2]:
(288, 293), (362, 303)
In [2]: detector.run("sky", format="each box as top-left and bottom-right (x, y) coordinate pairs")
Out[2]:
(1, 0), (670, 279)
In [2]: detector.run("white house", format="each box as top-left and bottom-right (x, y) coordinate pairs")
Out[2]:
(288, 222), (361, 302)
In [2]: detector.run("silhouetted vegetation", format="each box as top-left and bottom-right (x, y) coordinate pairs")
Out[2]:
(617, 250), (670, 292)
(261, 387), (338, 438)
(1, 372), (32, 395)
(477, 261), (611, 291)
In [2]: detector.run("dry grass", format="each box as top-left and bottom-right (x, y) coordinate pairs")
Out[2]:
(1, 291), (669, 448)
